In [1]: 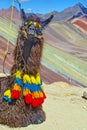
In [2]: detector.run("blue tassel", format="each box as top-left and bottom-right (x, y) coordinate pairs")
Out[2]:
(23, 83), (42, 92)
(3, 96), (12, 103)
(14, 78), (23, 87)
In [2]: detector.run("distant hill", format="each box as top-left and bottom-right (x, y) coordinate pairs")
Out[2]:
(38, 2), (87, 22)
(0, 2), (87, 22)
(46, 3), (87, 22)
(0, 6), (20, 18)
(0, 6), (21, 25)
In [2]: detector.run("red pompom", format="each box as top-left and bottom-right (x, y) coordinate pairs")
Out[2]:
(11, 90), (20, 99)
(31, 99), (39, 107)
(32, 98), (44, 107)
(24, 94), (32, 104)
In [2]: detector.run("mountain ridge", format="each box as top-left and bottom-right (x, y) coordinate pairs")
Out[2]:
(0, 2), (87, 22)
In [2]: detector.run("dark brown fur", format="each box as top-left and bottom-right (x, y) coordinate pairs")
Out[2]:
(0, 27), (45, 127)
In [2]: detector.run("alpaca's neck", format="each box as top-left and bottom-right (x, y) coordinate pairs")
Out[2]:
(11, 34), (44, 76)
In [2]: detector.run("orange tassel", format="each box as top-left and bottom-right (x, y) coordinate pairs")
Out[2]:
(13, 84), (21, 91)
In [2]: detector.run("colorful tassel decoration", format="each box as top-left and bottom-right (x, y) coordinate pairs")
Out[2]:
(3, 70), (46, 107)
(23, 73), (46, 107)
(3, 70), (23, 102)
(11, 70), (23, 99)
(3, 89), (12, 103)
(23, 74), (33, 104)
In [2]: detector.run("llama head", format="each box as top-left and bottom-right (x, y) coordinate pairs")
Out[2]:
(20, 9), (54, 38)
(23, 20), (42, 36)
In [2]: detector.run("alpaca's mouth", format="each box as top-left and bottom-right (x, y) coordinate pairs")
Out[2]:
(27, 27), (42, 36)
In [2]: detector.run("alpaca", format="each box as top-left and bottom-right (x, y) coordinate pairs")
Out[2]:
(0, 9), (54, 127)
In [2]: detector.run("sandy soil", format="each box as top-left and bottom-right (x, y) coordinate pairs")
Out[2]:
(0, 82), (87, 130)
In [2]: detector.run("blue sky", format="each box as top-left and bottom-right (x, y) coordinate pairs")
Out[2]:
(0, 0), (87, 14)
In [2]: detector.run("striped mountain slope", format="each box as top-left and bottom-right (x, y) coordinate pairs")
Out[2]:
(71, 17), (87, 34)
(0, 15), (87, 86)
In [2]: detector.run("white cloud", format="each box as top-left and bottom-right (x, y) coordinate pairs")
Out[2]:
(27, 8), (32, 12)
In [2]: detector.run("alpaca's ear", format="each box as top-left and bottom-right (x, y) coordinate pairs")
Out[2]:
(41, 14), (54, 29)
(21, 9), (27, 21)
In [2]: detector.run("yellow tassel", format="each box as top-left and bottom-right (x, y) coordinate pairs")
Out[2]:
(15, 70), (22, 79)
(23, 73), (41, 84)
(36, 73), (40, 84)
(23, 74), (31, 83)
(13, 84), (21, 91)
(4, 89), (11, 98)
(23, 89), (31, 96)
(30, 75), (36, 84)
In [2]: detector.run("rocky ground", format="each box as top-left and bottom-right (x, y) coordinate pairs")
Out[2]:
(0, 81), (87, 130)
